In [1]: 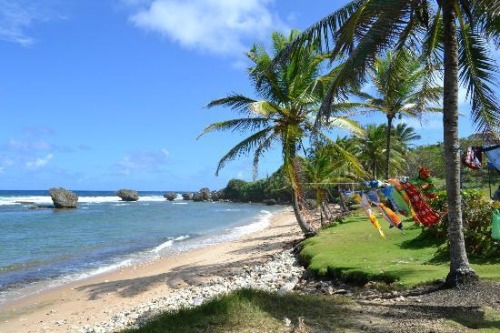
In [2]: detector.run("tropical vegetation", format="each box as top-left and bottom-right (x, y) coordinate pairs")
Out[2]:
(199, 30), (364, 235)
(277, 0), (500, 287)
(352, 49), (441, 179)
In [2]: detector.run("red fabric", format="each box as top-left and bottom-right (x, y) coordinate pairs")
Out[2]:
(401, 181), (440, 227)
(461, 147), (482, 169)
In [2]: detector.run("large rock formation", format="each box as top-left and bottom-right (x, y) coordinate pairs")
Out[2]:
(192, 188), (212, 202)
(49, 187), (78, 208)
(163, 192), (178, 201)
(182, 193), (193, 200)
(116, 189), (139, 201)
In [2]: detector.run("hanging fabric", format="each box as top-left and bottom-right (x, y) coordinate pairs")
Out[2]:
(461, 146), (483, 169)
(400, 181), (441, 227)
(484, 145), (500, 171)
(411, 167), (438, 199)
(360, 193), (385, 238)
(492, 209), (500, 240)
(367, 190), (403, 229)
(386, 179), (412, 216)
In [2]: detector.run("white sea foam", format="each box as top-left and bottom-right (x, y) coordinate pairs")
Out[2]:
(171, 210), (275, 253)
(150, 235), (191, 254)
(0, 194), (168, 206)
(230, 210), (272, 237)
(0, 196), (53, 206)
(73, 259), (134, 280)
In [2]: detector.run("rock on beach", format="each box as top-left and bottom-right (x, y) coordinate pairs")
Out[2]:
(80, 249), (304, 333)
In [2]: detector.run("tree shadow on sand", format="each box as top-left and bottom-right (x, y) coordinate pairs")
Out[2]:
(76, 239), (296, 300)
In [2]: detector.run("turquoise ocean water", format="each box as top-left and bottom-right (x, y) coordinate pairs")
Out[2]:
(0, 190), (282, 306)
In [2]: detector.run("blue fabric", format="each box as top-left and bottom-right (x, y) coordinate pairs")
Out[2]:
(485, 146), (500, 171)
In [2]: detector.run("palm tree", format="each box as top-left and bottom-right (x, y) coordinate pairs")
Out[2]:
(354, 124), (406, 179)
(393, 123), (422, 147)
(353, 49), (441, 179)
(278, 1), (499, 286)
(303, 141), (366, 223)
(199, 30), (363, 235)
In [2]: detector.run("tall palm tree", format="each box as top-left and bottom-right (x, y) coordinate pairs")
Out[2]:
(278, 1), (499, 286)
(199, 30), (363, 235)
(354, 124), (406, 179)
(354, 49), (441, 179)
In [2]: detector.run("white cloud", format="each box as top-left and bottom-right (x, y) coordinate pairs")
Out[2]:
(26, 153), (54, 169)
(127, 0), (286, 56)
(0, 0), (65, 46)
(6, 138), (52, 152)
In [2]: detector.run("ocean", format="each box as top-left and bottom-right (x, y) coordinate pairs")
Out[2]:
(0, 190), (283, 306)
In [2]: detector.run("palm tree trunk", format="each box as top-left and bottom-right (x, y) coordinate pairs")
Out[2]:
(320, 201), (331, 225)
(442, 1), (478, 288)
(287, 148), (315, 236)
(292, 192), (314, 235)
(338, 186), (349, 212)
(385, 115), (394, 179)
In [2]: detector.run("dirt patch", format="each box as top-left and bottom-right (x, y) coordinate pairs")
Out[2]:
(295, 279), (500, 332)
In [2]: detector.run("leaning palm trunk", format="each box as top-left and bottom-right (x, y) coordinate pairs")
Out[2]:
(442, 2), (478, 287)
(287, 150), (315, 236)
(320, 201), (331, 225)
(292, 193), (314, 235)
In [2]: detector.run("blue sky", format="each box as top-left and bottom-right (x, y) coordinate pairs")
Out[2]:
(0, 1), (496, 191)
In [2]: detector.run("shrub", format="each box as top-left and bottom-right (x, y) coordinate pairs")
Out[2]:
(423, 189), (500, 258)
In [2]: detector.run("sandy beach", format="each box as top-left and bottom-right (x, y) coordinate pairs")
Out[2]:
(0, 207), (302, 333)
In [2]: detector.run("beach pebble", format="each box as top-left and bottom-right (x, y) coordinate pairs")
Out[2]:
(79, 248), (304, 333)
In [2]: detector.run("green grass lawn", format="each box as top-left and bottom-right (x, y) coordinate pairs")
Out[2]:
(300, 212), (500, 287)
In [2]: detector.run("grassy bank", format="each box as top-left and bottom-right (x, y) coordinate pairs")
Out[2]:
(123, 289), (354, 333)
(300, 213), (500, 286)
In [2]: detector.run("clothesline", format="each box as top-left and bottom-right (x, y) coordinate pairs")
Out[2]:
(301, 182), (360, 185)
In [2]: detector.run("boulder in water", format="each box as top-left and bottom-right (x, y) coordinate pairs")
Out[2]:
(182, 193), (193, 200)
(163, 192), (178, 201)
(49, 187), (78, 208)
(116, 189), (139, 201)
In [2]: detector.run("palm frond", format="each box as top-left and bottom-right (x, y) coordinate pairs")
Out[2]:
(197, 118), (270, 139)
(206, 94), (258, 116)
(325, 117), (366, 137)
(214, 128), (275, 176)
(313, 132), (367, 178)
(456, 19), (500, 130)
(252, 134), (276, 181)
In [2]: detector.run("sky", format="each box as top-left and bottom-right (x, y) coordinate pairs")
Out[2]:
(0, 0), (496, 191)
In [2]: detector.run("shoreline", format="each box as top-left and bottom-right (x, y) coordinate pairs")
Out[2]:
(0, 206), (279, 307)
(0, 206), (302, 333)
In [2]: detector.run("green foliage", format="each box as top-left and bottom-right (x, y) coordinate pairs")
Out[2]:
(424, 190), (500, 258)
(405, 143), (446, 179)
(220, 168), (291, 203)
